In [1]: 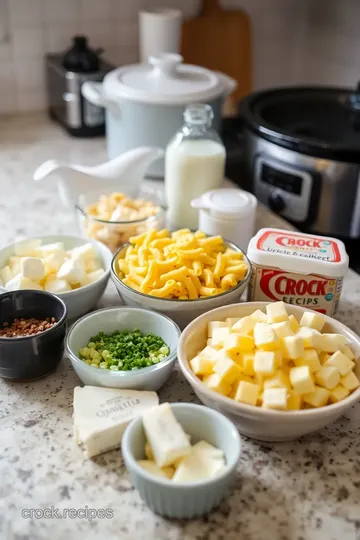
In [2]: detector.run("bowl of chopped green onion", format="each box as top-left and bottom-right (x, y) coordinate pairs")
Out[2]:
(66, 307), (180, 391)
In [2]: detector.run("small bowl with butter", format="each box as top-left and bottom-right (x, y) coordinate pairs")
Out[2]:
(76, 190), (166, 253)
(122, 402), (241, 519)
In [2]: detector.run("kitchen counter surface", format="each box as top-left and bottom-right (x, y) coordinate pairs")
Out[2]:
(1, 114), (360, 540)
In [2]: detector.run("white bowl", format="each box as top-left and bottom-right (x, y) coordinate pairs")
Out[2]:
(111, 242), (251, 329)
(177, 302), (360, 442)
(122, 403), (241, 519)
(66, 306), (180, 391)
(0, 234), (113, 320)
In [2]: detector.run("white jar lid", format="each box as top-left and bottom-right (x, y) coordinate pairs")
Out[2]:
(247, 228), (349, 278)
(191, 188), (257, 220)
(103, 53), (235, 105)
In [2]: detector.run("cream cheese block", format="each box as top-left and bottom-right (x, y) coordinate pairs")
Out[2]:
(73, 386), (159, 458)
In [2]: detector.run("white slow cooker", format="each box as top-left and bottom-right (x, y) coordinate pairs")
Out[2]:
(82, 53), (236, 177)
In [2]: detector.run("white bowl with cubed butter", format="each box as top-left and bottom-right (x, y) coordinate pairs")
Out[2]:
(177, 302), (360, 442)
(0, 235), (112, 320)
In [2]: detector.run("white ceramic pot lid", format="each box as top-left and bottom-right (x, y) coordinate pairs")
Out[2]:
(191, 188), (258, 220)
(103, 53), (229, 105)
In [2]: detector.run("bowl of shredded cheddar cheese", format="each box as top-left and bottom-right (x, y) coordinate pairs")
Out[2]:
(110, 228), (251, 329)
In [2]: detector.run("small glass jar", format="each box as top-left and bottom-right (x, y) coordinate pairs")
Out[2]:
(76, 191), (165, 253)
(165, 103), (226, 230)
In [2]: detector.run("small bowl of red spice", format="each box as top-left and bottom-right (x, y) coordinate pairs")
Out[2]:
(0, 290), (67, 380)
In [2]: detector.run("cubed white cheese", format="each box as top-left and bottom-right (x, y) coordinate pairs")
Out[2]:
(70, 243), (98, 264)
(85, 257), (103, 273)
(20, 257), (45, 282)
(266, 301), (289, 323)
(0, 265), (13, 284)
(142, 402), (191, 468)
(314, 366), (340, 390)
(57, 259), (85, 285)
(296, 327), (322, 348)
(234, 380), (261, 405)
(254, 350), (276, 375)
(8, 256), (22, 275)
(289, 365), (315, 394)
(14, 239), (41, 256)
(282, 335), (304, 359)
(272, 321), (294, 338)
(319, 334), (347, 353)
(299, 311), (325, 332)
(303, 386), (330, 407)
(324, 350), (355, 376)
(38, 242), (65, 258)
(207, 321), (228, 338)
(254, 323), (278, 350)
(82, 268), (105, 286)
(262, 388), (288, 410)
(73, 386), (159, 458)
(44, 276), (71, 294)
(5, 274), (43, 291)
(44, 251), (66, 273)
(231, 316), (256, 335)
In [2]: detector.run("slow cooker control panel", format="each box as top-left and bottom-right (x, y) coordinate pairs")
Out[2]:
(254, 157), (313, 223)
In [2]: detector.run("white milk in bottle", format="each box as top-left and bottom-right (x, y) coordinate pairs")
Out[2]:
(165, 104), (225, 229)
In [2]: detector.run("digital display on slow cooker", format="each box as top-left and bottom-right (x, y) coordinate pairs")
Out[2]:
(261, 164), (303, 194)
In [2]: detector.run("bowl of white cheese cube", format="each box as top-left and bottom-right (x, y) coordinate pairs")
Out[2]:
(0, 235), (113, 320)
(177, 301), (360, 442)
(122, 402), (241, 518)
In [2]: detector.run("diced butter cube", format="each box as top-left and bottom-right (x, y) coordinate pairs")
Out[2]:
(289, 314), (300, 332)
(57, 259), (86, 285)
(85, 257), (103, 273)
(212, 326), (231, 348)
(145, 442), (154, 460)
(240, 353), (254, 375)
(44, 251), (65, 273)
(262, 388), (288, 410)
(296, 327), (321, 348)
(198, 345), (221, 362)
(70, 243), (98, 264)
(203, 373), (231, 396)
(237, 373), (254, 384)
(172, 441), (225, 483)
(250, 309), (267, 323)
(14, 239), (41, 256)
(289, 365), (315, 394)
(266, 301), (289, 323)
(39, 242), (65, 258)
(213, 354), (241, 385)
(137, 460), (174, 479)
(234, 381), (261, 406)
(44, 276), (71, 293)
(320, 334), (347, 353)
(190, 355), (216, 376)
(231, 316), (255, 335)
(254, 323), (278, 350)
(225, 317), (240, 326)
(340, 370), (360, 391)
(0, 265), (13, 284)
(225, 334), (254, 357)
(303, 386), (330, 407)
(6, 274), (43, 291)
(254, 351), (276, 376)
(274, 349), (283, 367)
(329, 384), (350, 403)
(143, 403), (191, 468)
(263, 369), (291, 390)
(294, 349), (321, 372)
(324, 350), (355, 375)
(300, 311), (325, 332)
(314, 366), (340, 390)
(282, 336), (305, 359)
(20, 257), (44, 282)
(82, 268), (105, 286)
(272, 321), (294, 338)
(207, 321), (228, 338)
(341, 345), (355, 361)
(286, 390), (302, 410)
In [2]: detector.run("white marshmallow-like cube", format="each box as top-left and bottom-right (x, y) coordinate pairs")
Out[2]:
(44, 251), (66, 273)
(6, 274), (43, 291)
(44, 276), (71, 294)
(14, 239), (41, 256)
(69, 243), (98, 264)
(82, 268), (105, 286)
(38, 242), (65, 257)
(20, 257), (45, 282)
(0, 265), (13, 284)
(57, 259), (85, 285)
(299, 311), (325, 332)
(266, 301), (289, 323)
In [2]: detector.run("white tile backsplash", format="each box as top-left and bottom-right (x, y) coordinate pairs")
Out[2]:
(1, 0), (360, 114)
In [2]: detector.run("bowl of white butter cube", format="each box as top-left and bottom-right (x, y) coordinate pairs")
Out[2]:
(178, 301), (360, 442)
(0, 235), (113, 320)
(122, 402), (241, 519)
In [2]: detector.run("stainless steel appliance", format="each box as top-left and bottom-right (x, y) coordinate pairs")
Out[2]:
(45, 37), (114, 137)
(240, 86), (360, 242)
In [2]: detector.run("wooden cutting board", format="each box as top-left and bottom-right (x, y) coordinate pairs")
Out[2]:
(181, 0), (252, 112)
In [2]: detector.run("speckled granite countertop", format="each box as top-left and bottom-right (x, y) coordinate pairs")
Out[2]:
(1, 114), (360, 540)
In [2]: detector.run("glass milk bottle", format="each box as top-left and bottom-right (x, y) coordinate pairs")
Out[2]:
(165, 104), (225, 229)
